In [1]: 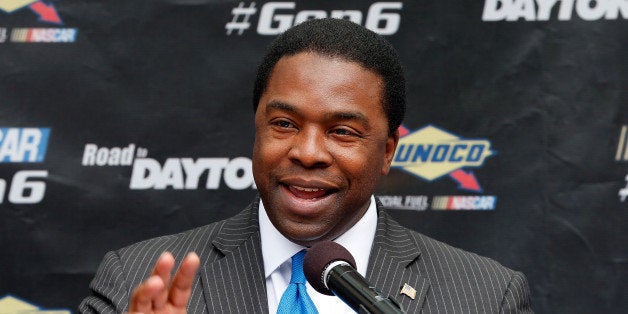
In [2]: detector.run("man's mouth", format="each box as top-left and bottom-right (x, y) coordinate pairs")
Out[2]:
(284, 184), (332, 200)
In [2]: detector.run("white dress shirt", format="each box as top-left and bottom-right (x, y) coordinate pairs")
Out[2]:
(259, 196), (378, 314)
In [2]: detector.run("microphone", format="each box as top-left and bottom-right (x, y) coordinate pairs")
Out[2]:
(303, 241), (405, 314)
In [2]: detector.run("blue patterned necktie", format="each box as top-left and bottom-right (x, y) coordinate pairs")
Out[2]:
(277, 250), (319, 314)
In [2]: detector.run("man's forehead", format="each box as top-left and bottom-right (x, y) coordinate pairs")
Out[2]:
(256, 52), (387, 127)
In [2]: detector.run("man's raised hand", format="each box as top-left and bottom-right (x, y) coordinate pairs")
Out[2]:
(128, 252), (200, 314)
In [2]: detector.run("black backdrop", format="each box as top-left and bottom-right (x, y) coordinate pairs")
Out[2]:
(1, 0), (626, 312)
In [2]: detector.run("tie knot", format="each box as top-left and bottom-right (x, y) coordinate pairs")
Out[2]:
(277, 250), (318, 313)
(290, 250), (306, 284)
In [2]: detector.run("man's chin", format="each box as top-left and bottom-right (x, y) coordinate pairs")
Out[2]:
(278, 222), (336, 247)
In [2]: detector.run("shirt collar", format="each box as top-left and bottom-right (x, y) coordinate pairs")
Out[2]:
(259, 195), (378, 278)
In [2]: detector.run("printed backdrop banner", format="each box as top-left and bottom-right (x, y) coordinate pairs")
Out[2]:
(0, 0), (626, 312)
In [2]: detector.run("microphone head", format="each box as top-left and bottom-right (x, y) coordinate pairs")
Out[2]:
(303, 241), (357, 295)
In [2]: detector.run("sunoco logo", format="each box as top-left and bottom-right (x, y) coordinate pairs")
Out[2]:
(1, 0), (63, 24)
(1, 1), (77, 43)
(383, 125), (496, 211)
(392, 125), (494, 192)
(0, 294), (70, 313)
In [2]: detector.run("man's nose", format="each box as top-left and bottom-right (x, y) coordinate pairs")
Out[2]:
(287, 127), (333, 168)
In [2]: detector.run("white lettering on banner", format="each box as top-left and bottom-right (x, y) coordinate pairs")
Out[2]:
(451, 196), (495, 210)
(616, 125), (628, 162)
(0, 170), (48, 204)
(431, 195), (497, 210)
(82, 143), (136, 166)
(482, 0), (628, 21)
(0, 28), (7, 43)
(0, 180), (4, 203)
(378, 195), (429, 210)
(379, 195), (403, 207)
(130, 157), (255, 190)
(620, 174), (628, 202)
(0, 128), (47, 163)
(31, 28), (76, 42)
(255, 2), (402, 35)
(257, 2), (294, 35)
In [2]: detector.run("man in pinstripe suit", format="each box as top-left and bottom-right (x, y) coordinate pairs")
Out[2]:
(80, 18), (532, 313)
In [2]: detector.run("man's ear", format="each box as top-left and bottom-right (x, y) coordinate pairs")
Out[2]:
(381, 129), (399, 175)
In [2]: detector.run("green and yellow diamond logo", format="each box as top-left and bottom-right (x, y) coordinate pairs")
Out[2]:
(392, 125), (494, 181)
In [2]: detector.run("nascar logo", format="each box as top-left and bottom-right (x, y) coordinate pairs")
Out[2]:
(432, 195), (496, 210)
(392, 125), (494, 192)
(0, 128), (50, 163)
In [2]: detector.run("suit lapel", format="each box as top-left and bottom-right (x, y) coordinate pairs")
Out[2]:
(366, 202), (430, 313)
(199, 200), (269, 313)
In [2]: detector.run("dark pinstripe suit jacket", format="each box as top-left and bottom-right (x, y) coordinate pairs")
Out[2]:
(80, 198), (532, 313)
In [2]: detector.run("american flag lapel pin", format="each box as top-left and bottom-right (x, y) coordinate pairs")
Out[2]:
(400, 283), (417, 300)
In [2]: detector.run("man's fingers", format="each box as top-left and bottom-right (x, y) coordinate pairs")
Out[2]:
(129, 252), (175, 311)
(129, 275), (165, 312)
(169, 252), (201, 307)
(128, 252), (200, 312)
(151, 252), (175, 282)
(150, 252), (176, 309)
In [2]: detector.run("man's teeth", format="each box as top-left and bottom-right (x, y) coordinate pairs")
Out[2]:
(292, 186), (323, 192)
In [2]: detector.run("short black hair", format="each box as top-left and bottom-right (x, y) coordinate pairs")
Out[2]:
(252, 18), (405, 135)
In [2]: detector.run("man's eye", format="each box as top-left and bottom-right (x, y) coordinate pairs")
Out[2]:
(273, 120), (293, 128)
(331, 128), (356, 136)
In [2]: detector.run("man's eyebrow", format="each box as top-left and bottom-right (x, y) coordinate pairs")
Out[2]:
(327, 111), (369, 125)
(265, 100), (371, 125)
(266, 101), (298, 114)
